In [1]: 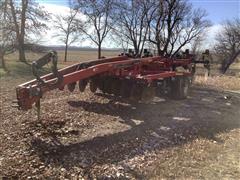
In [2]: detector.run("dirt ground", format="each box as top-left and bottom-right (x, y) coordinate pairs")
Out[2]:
(0, 52), (240, 179)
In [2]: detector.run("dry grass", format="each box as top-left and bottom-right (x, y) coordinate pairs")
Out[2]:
(147, 129), (240, 179)
(194, 75), (240, 91)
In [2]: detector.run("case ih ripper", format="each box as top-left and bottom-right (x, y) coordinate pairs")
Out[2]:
(14, 49), (209, 118)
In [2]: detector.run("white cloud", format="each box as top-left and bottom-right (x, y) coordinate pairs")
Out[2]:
(38, 3), (92, 47)
(37, 3), (223, 50)
(183, 24), (223, 51)
(202, 24), (223, 49)
(41, 3), (70, 16)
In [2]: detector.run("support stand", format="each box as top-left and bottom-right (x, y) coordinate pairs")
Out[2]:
(35, 100), (41, 121)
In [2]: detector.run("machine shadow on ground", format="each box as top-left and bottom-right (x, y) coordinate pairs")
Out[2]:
(29, 85), (240, 174)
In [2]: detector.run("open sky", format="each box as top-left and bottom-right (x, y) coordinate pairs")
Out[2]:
(38, 0), (240, 25)
(190, 0), (239, 24)
(36, 0), (240, 48)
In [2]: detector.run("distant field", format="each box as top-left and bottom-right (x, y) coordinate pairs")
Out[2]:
(5, 49), (121, 63)
(57, 50), (122, 62)
(0, 50), (121, 78)
(2, 49), (240, 78)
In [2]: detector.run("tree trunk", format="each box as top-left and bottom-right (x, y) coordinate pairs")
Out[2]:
(133, 42), (139, 57)
(18, 45), (26, 62)
(157, 43), (163, 56)
(64, 33), (69, 62)
(222, 50), (240, 74)
(19, 0), (27, 62)
(134, 49), (139, 57)
(0, 51), (8, 72)
(98, 43), (101, 59)
(10, 0), (27, 62)
(64, 44), (68, 62)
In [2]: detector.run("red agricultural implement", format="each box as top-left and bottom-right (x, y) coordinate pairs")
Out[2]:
(14, 50), (209, 119)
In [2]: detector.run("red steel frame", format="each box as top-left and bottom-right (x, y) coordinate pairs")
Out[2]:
(15, 54), (194, 110)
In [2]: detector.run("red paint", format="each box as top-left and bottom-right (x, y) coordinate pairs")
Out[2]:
(16, 55), (195, 110)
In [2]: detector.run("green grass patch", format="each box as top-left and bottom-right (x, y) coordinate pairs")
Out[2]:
(0, 68), (7, 78)
(0, 60), (54, 80)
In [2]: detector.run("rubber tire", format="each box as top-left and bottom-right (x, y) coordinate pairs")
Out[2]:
(89, 80), (97, 93)
(130, 83), (143, 101)
(169, 76), (189, 100)
(79, 79), (88, 92)
(111, 79), (121, 96)
(102, 77), (113, 94)
(98, 78), (105, 92)
(67, 82), (76, 92)
(120, 80), (132, 98)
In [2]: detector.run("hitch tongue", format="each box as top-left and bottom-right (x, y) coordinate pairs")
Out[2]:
(35, 100), (41, 121)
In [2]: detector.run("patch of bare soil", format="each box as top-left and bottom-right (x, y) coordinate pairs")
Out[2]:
(0, 75), (240, 179)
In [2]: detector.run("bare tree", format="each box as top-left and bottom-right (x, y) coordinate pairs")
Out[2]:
(113, 0), (155, 57)
(148, 0), (210, 56)
(53, 1), (83, 62)
(9, 0), (48, 62)
(191, 34), (204, 54)
(0, 0), (15, 72)
(77, 0), (114, 59)
(215, 18), (240, 73)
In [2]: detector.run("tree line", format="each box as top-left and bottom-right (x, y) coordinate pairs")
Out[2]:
(0, 0), (239, 73)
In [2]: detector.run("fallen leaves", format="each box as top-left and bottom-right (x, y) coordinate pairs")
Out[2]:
(0, 75), (240, 179)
